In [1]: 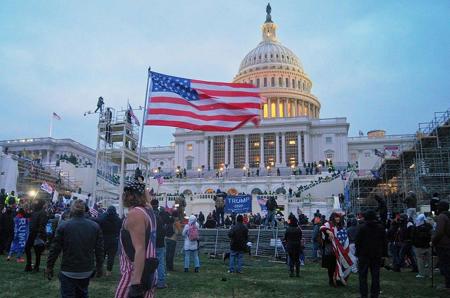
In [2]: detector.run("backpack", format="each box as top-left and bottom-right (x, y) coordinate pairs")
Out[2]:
(188, 223), (199, 241)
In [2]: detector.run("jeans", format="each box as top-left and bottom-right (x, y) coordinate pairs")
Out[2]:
(391, 243), (402, 270)
(414, 247), (431, 277)
(358, 257), (381, 298)
(312, 242), (319, 261)
(229, 250), (243, 273)
(400, 243), (417, 271)
(216, 208), (224, 226)
(184, 249), (200, 269)
(265, 210), (275, 227)
(59, 272), (90, 298)
(436, 246), (450, 288)
(156, 247), (166, 287)
(165, 239), (177, 271)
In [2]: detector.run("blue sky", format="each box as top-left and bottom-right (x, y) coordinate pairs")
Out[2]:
(1, 0), (449, 148)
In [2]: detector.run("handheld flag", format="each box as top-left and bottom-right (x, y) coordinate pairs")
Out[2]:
(40, 181), (54, 194)
(145, 71), (262, 131)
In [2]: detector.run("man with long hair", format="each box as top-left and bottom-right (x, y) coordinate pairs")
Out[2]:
(115, 181), (157, 298)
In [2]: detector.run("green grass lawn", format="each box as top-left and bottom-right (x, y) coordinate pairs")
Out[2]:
(0, 253), (445, 298)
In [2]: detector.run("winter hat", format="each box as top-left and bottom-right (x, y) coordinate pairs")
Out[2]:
(189, 214), (197, 224)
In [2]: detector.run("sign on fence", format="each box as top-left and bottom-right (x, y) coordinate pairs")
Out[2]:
(225, 195), (252, 214)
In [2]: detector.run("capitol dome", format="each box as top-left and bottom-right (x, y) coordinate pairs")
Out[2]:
(233, 4), (321, 119)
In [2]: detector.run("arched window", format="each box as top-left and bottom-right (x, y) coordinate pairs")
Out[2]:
(271, 77), (275, 87)
(292, 79), (296, 88)
(298, 80), (301, 89)
(256, 78), (260, 87)
(279, 77), (283, 86)
(285, 78), (289, 87)
(263, 77), (267, 87)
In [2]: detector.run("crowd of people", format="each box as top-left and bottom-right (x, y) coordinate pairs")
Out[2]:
(1, 181), (450, 297)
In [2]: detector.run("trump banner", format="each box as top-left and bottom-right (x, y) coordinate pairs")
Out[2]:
(225, 195), (252, 214)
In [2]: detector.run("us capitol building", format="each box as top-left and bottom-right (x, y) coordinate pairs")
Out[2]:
(144, 6), (414, 207)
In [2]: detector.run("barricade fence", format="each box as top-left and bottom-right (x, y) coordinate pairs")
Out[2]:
(176, 227), (313, 260)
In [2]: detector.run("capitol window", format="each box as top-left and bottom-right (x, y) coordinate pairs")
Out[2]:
(325, 137), (332, 144)
(186, 159), (193, 170)
(187, 144), (193, 151)
(278, 77), (283, 86)
(271, 77), (275, 87)
(264, 78), (267, 87)
(256, 78), (260, 87)
(285, 78), (289, 87)
(263, 104), (268, 118)
(292, 79), (296, 88)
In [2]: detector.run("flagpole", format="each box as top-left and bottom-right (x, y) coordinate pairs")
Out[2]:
(49, 113), (53, 138)
(137, 67), (151, 168)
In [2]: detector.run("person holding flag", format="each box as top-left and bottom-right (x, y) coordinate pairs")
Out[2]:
(320, 212), (356, 287)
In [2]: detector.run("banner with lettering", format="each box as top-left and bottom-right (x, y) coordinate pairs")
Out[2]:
(225, 195), (252, 214)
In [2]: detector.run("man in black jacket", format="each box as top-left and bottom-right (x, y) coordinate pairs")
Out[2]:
(97, 206), (121, 276)
(432, 201), (450, 290)
(46, 200), (104, 298)
(228, 215), (248, 273)
(151, 199), (169, 289)
(355, 210), (386, 298)
(25, 199), (48, 272)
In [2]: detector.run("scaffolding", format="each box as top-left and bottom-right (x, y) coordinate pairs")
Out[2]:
(349, 108), (450, 215)
(93, 106), (148, 215)
(415, 109), (450, 203)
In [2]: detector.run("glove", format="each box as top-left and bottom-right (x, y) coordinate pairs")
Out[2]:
(128, 284), (145, 298)
(44, 268), (54, 281)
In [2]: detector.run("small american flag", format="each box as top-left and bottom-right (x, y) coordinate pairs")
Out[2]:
(128, 103), (140, 126)
(145, 71), (262, 131)
(53, 112), (61, 120)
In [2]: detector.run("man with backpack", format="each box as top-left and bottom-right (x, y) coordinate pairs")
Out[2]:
(412, 214), (433, 278)
(265, 196), (278, 228)
(432, 200), (450, 291)
(228, 215), (248, 274)
(151, 199), (170, 289)
(182, 215), (200, 273)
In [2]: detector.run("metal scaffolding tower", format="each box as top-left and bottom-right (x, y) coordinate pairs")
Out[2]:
(93, 106), (148, 215)
(349, 108), (450, 215)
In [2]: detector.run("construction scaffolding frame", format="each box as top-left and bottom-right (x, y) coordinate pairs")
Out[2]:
(349, 108), (450, 215)
(93, 106), (149, 214)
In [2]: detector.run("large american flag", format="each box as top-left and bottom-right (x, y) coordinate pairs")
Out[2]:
(145, 71), (262, 131)
(320, 221), (356, 285)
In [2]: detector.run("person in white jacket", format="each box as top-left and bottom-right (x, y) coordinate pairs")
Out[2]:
(182, 215), (200, 272)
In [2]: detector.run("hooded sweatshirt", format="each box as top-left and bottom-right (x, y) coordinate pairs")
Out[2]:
(182, 215), (199, 250)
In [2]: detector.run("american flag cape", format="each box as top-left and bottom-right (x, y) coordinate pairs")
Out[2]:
(320, 222), (356, 285)
(145, 71), (262, 131)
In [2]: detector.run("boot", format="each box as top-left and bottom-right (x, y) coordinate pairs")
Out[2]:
(194, 267), (199, 273)
(184, 268), (188, 273)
